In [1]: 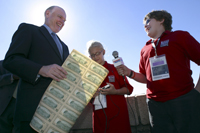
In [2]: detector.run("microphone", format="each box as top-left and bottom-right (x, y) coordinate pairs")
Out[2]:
(112, 51), (124, 67)
(112, 51), (124, 77)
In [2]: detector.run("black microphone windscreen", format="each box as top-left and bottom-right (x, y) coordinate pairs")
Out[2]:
(112, 51), (118, 58)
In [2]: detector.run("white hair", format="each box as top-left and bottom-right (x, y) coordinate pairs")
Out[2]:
(87, 40), (104, 54)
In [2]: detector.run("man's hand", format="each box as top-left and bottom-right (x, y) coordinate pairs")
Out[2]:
(39, 64), (67, 81)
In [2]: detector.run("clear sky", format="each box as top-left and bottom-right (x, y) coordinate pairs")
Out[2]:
(1, 0), (199, 95)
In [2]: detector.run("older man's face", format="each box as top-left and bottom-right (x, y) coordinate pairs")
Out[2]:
(45, 7), (66, 33)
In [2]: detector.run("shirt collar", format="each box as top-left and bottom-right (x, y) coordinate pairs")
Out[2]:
(146, 30), (171, 45)
(43, 24), (54, 34)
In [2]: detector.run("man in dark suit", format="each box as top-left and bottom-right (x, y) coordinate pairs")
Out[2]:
(3, 6), (69, 133)
(0, 60), (19, 133)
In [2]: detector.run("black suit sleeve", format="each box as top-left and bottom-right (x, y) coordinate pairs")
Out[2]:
(3, 23), (42, 85)
(0, 65), (13, 88)
(0, 73), (13, 87)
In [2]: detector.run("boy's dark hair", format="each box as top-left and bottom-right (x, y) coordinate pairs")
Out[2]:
(144, 10), (172, 31)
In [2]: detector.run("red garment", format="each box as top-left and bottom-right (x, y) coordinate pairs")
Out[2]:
(93, 61), (133, 133)
(139, 30), (200, 102)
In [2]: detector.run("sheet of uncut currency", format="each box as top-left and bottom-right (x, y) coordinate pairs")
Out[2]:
(30, 49), (109, 133)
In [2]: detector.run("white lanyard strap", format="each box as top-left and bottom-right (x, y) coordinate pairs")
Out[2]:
(151, 38), (160, 57)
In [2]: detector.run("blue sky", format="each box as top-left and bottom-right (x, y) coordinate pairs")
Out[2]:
(1, 0), (200, 95)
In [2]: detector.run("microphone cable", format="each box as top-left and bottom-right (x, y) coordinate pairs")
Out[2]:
(98, 82), (120, 132)
(98, 90), (121, 133)
(98, 93), (107, 133)
(107, 95), (120, 129)
(123, 76), (138, 133)
(112, 50), (137, 132)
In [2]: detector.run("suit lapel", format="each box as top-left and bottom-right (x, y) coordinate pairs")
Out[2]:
(62, 42), (69, 60)
(39, 26), (63, 61)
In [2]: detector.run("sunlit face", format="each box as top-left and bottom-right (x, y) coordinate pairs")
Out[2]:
(45, 7), (66, 33)
(144, 18), (164, 39)
(89, 47), (105, 65)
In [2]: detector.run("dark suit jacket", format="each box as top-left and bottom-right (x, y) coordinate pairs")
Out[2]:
(0, 60), (18, 116)
(3, 23), (69, 122)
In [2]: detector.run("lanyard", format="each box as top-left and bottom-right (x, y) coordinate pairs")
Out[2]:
(151, 38), (160, 57)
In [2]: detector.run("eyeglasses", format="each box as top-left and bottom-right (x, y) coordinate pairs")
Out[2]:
(90, 50), (103, 58)
(145, 19), (151, 25)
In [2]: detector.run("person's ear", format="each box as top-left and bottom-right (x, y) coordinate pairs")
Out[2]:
(45, 10), (50, 18)
(160, 19), (164, 24)
(103, 49), (105, 55)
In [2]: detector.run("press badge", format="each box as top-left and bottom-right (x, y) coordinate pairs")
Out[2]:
(149, 55), (170, 81)
(108, 75), (115, 82)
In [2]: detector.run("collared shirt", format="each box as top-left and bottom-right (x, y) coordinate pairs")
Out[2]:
(139, 30), (200, 102)
(43, 24), (53, 35)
